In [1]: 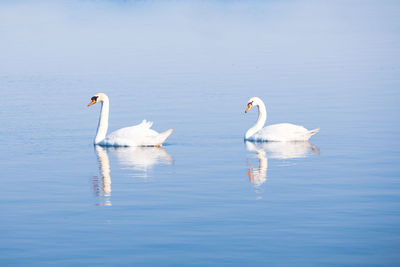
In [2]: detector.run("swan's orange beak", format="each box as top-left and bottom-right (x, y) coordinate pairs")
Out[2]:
(245, 103), (252, 113)
(88, 99), (96, 106)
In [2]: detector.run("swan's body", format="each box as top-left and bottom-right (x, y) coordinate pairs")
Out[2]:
(97, 120), (172, 147)
(244, 97), (319, 141)
(88, 93), (173, 147)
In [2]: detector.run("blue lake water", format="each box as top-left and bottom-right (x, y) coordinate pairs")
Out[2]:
(1, 0), (400, 265)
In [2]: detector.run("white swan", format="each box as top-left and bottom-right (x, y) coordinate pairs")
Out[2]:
(88, 93), (173, 147)
(244, 97), (319, 141)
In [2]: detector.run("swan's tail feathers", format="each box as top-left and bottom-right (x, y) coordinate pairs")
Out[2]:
(308, 128), (320, 138)
(155, 128), (174, 146)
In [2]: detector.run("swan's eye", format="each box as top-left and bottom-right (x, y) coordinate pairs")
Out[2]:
(248, 101), (253, 106)
(91, 96), (98, 102)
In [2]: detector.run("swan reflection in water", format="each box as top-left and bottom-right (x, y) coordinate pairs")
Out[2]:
(246, 141), (319, 196)
(93, 145), (173, 206)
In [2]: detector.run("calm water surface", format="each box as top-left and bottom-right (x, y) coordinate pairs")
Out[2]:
(1, 0), (400, 266)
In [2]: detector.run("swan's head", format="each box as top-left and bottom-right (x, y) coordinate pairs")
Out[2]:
(88, 93), (108, 106)
(245, 97), (263, 113)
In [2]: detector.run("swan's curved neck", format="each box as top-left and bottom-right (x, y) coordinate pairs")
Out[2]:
(245, 101), (267, 139)
(95, 98), (109, 144)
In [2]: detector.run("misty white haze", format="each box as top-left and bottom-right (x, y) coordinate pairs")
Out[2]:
(1, 0), (398, 78)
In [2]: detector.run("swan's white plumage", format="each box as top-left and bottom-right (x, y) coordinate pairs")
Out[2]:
(245, 97), (319, 141)
(249, 123), (319, 142)
(89, 93), (173, 147)
(98, 120), (169, 147)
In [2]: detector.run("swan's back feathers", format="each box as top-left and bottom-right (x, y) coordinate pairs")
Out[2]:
(139, 119), (153, 130)
(98, 120), (172, 147)
(249, 123), (319, 142)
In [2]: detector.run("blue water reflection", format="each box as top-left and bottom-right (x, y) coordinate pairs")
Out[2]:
(93, 145), (173, 206)
(246, 141), (319, 197)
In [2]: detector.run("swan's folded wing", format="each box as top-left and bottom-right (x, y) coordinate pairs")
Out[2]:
(99, 121), (158, 146)
(253, 123), (310, 141)
(108, 124), (159, 139)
